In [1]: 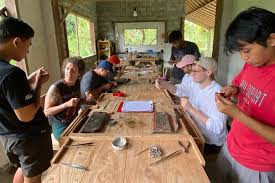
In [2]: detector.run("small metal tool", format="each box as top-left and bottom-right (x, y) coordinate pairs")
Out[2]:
(178, 141), (190, 153)
(150, 150), (182, 166)
(103, 100), (111, 109)
(60, 162), (88, 171)
(64, 142), (94, 148)
(135, 148), (149, 157)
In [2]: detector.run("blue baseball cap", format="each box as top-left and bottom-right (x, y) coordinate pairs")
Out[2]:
(97, 60), (112, 71)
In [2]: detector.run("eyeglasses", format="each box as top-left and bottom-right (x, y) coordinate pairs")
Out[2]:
(191, 69), (205, 74)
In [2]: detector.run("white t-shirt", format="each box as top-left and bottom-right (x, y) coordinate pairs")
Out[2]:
(176, 78), (228, 146)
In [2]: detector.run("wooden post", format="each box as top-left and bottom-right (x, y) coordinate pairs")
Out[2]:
(212, 0), (223, 61)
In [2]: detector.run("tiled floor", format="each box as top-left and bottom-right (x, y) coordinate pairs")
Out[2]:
(0, 144), (14, 183)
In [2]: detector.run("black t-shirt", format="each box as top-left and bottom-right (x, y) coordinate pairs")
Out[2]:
(80, 70), (108, 98)
(49, 79), (80, 124)
(171, 41), (200, 81)
(0, 60), (50, 136)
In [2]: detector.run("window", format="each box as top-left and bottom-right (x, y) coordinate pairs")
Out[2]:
(184, 20), (214, 57)
(0, 0), (4, 8)
(65, 13), (96, 57)
(115, 22), (165, 52)
(124, 28), (157, 46)
(0, 0), (6, 21)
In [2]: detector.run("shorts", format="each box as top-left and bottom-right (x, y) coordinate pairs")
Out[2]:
(216, 144), (275, 183)
(0, 132), (53, 178)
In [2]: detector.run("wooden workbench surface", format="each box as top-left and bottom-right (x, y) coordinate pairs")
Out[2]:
(43, 136), (209, 183)
(48, 65), (207, 183)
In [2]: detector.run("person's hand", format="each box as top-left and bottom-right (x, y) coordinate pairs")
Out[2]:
(180, 97), (192, 111)
(35, 67), (49, 85)
(220, 85), (238, 98)
(168, 60), (177, 65)
(104, 83), (113, 90)
(111, 82), (118, 87)
(155, 79), (164, 89)
(86, 93), (96, 103)
(65, 98), (80, 108)
(215, 93), (240, 118)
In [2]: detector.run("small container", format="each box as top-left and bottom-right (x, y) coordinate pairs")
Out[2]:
(112, 137), (127, 151)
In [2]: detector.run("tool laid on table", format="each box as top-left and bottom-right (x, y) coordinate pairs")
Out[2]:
(103, 100), (111, 109)
(150, 149), (182, 166)
(178, 141), (190, 153)
(135, 148), (150, 157)
(64, 142), (94, 148)
(60, 162), (88, 171)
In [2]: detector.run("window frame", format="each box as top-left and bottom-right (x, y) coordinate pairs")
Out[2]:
(65, 12), (96, 58)
(114, 21), (166, 53)
(123, 28), (158, 46)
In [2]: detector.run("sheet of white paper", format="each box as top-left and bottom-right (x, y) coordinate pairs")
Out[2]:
(122, 100), (154, 112)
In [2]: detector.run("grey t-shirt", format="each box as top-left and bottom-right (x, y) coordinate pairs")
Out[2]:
(80, 70), (109, 98)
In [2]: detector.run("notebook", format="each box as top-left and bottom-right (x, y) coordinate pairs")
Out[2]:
(120, 100), (154, 112)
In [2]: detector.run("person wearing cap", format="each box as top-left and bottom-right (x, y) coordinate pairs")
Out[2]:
(108, 55), (121, 65)
(104, 55), (121, 81)
(168, 30), (200, 84)
(155, 54), (195, 95)
(80, 61), (115, 103)
(98, 60), (115, 81)
(180, 57), (228, 150)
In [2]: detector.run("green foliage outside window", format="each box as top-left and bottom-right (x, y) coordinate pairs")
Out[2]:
(0, 0), (5, 21)
(184, 20), (214, 57)
(66, 13), (95, 57)
(0, 0), (4, 8)
(124, 29), (157, 46)
(10, 60), (16, 66)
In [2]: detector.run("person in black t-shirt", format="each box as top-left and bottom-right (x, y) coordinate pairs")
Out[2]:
(44, 57), (85, 140)
(168, 30), (200, 84)
(0, 17), (53, 183)
(81, 61), (115, 103)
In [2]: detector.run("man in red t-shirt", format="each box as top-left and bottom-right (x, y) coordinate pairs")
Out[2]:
(215, 7), (275, 183)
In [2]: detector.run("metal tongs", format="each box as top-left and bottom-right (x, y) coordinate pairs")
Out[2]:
(150, 141), (190, 166)
(178, 141), (191, 153)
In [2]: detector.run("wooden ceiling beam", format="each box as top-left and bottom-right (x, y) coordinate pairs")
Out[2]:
(186, 0), (216, 16)
(59, 0), (86, 24)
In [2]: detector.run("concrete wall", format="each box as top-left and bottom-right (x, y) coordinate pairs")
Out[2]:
(217, 0), (275, 85)
(96, 0), (184, 41)
(17, 0), (60, 93)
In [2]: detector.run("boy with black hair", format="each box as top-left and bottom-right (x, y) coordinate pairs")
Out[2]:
(215, 7), (275, 182)
(0, 17), (53, 183)
(168, 30), (200, 84)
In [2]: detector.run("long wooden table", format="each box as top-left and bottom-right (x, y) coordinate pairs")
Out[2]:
(43, 135), (209, 183)
(43, 65), (208, 183)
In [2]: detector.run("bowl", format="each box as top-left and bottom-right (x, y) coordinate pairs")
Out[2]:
(112, 137), (127, 151)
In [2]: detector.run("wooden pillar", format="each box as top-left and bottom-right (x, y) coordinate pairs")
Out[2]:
(51, 0), (68, 70)
(212, 0), (223, 61)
